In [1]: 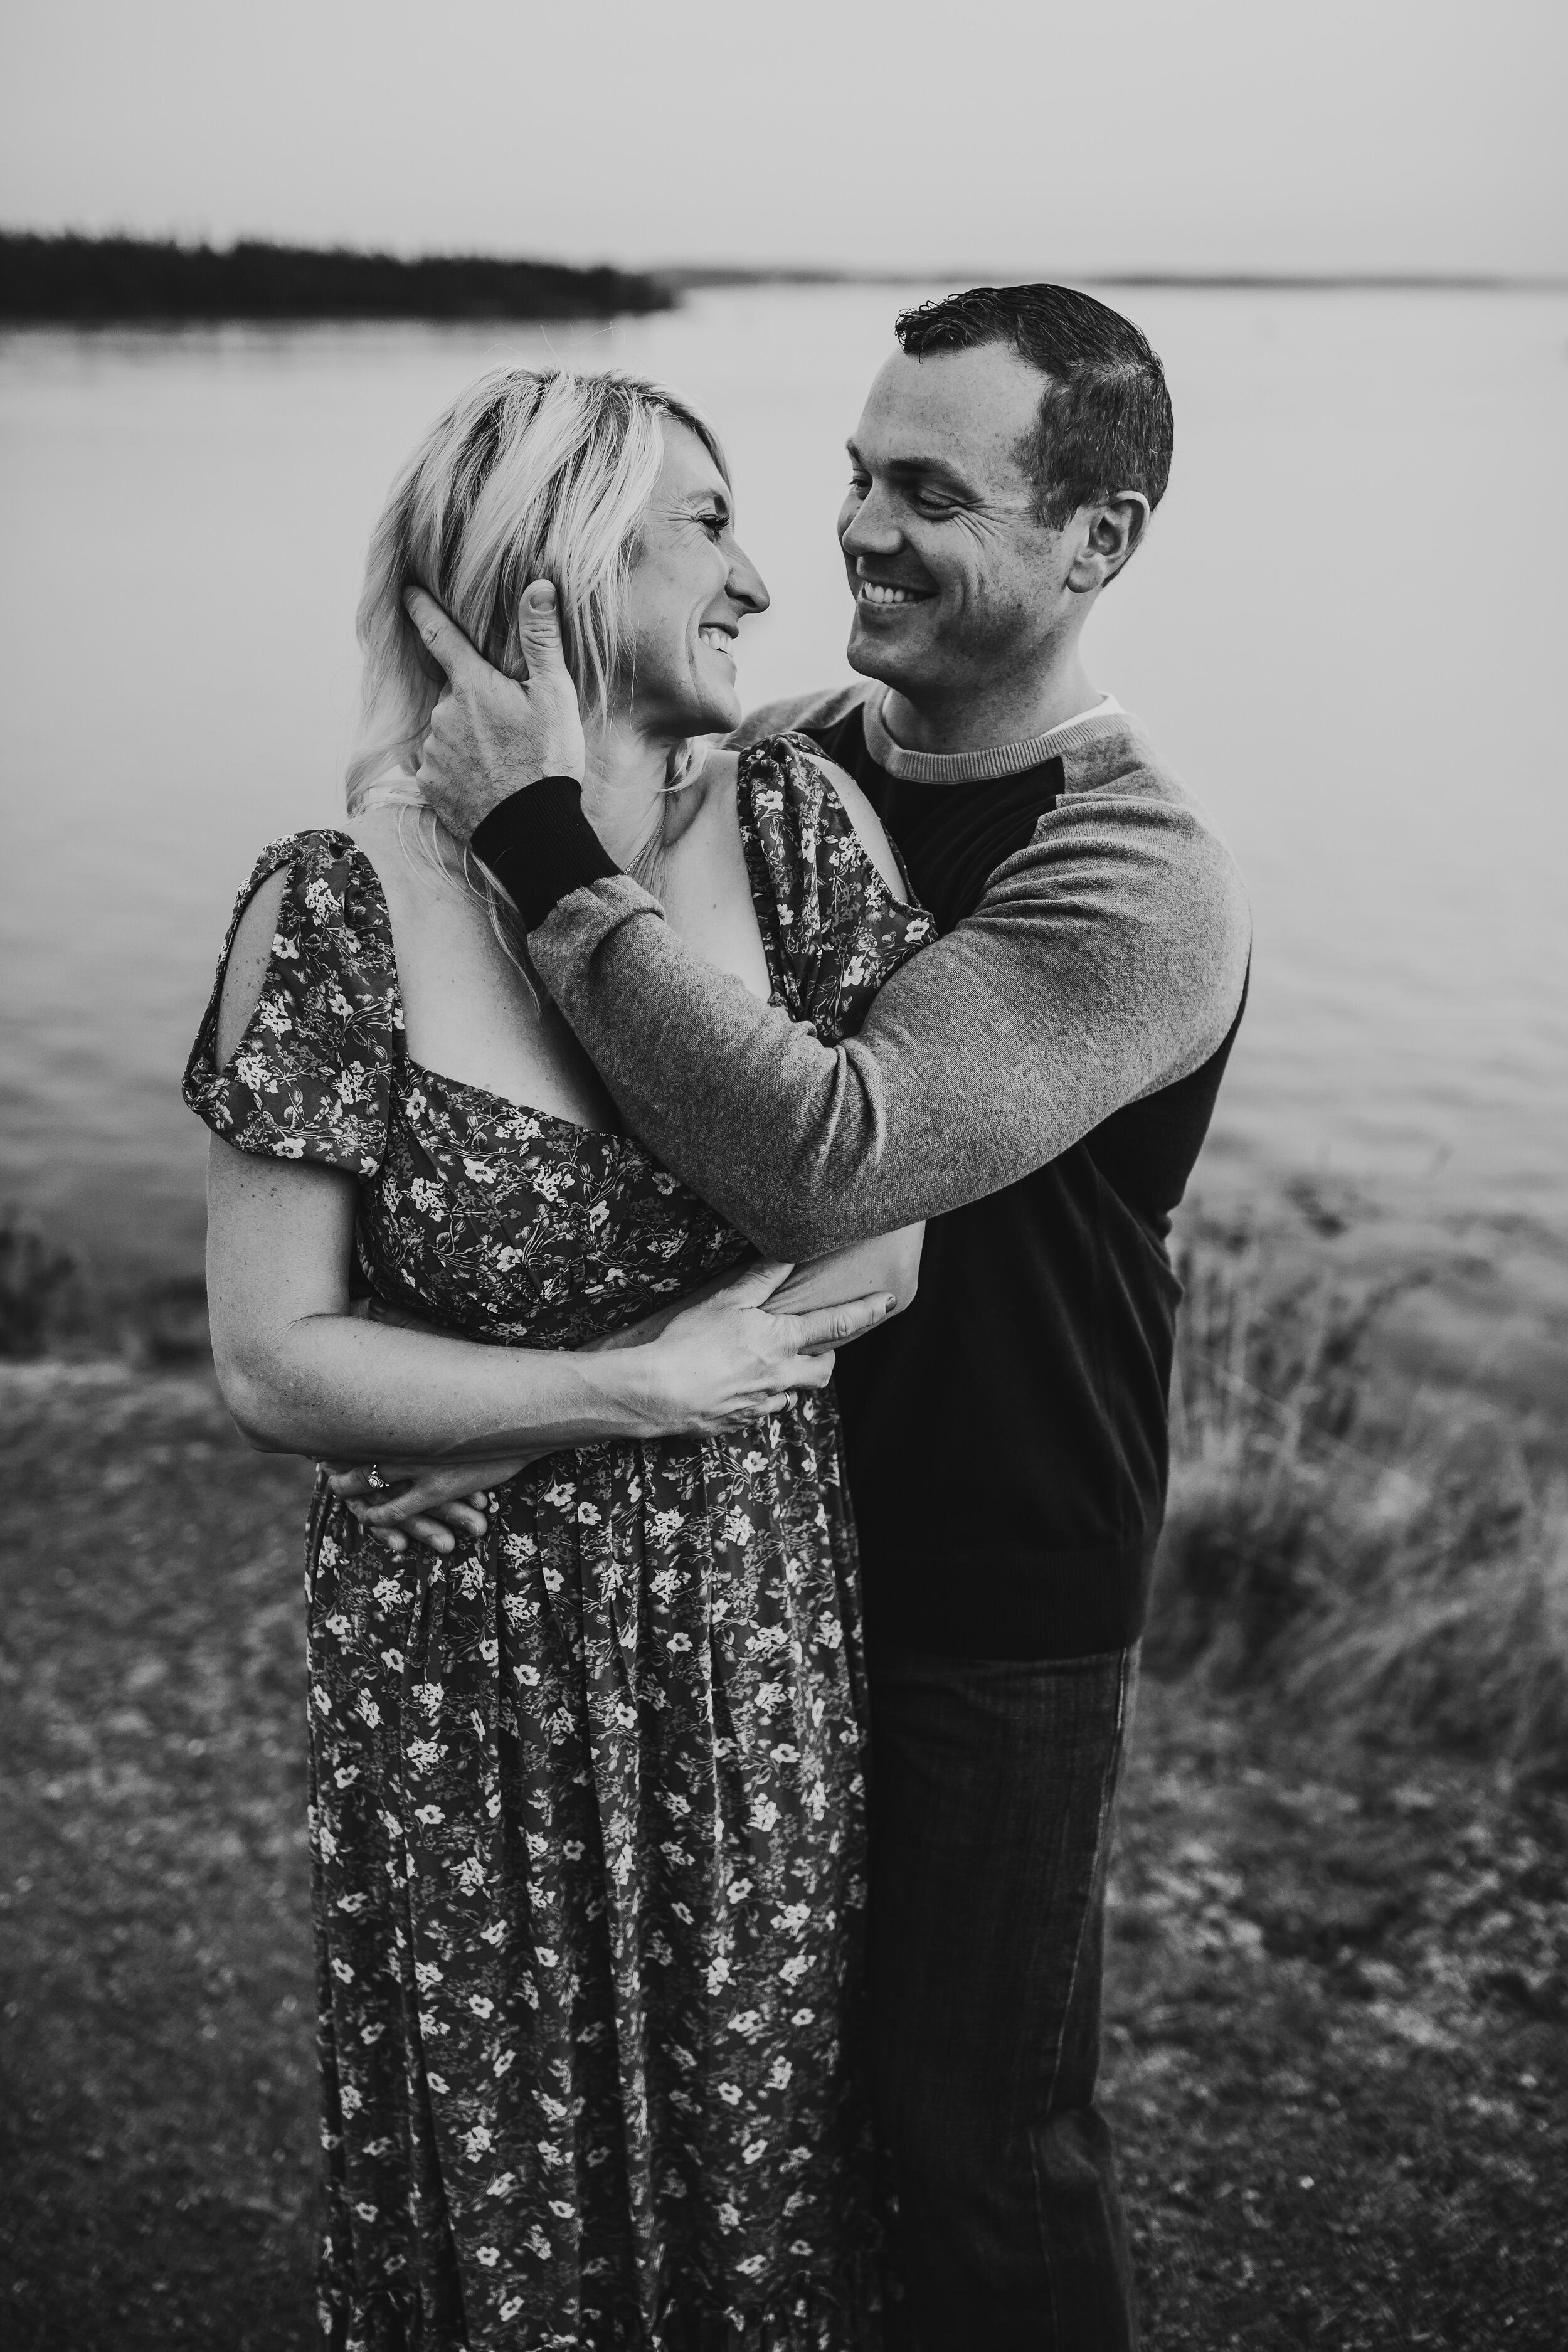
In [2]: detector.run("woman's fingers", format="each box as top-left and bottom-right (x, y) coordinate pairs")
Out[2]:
(788, 1291), (896, 1356)
(324, 1461), (385, 1501)
(433, 1500), (490, 1541)
(404, 1516), (460, 1553)
(716, 1258), (795, 1310)
(352, 1502), (457, 1555)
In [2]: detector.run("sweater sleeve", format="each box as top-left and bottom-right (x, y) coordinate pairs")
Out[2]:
(489, 773), (1252, 1259)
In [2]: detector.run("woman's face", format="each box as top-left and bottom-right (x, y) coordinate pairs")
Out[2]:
(616, 422), (770, 738)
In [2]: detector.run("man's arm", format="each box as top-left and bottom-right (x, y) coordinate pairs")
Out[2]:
(401, 586), (1251, 1261)
(491, 786), (1250, 1258)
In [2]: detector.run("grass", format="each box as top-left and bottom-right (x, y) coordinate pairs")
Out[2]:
(1, 1227), (1564, 2347)
(1152, 1222), (1568, 1784)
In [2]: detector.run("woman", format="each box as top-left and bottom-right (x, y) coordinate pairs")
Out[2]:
(184, 364), (935, 2349)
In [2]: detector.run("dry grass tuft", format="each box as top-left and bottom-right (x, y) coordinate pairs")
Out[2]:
(1152, 1229), (1568, 1783)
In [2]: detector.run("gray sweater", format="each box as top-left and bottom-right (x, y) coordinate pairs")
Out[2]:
(512, 692), (1251, 1259)
(475, 684), (1250, 1656)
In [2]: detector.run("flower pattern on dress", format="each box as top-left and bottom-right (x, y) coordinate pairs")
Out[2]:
(183, 738), (934, 2351)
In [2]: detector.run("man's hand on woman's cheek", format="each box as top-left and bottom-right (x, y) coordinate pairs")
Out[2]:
(402, 580), (585, 844)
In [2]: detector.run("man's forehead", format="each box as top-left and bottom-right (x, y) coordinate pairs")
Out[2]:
(854, 342), (1045, 477)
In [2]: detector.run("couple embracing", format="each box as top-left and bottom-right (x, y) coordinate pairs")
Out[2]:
(186, 282), (1250, 2350)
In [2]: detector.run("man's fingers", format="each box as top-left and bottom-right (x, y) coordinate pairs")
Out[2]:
(516, 580), (570, 682)
(403, 585), (482, 686)
(789, 1292), (896, 1354)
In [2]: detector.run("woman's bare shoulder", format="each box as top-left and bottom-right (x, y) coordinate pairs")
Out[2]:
(792, 743), (908, 903)
(215, 865), (290, 1064)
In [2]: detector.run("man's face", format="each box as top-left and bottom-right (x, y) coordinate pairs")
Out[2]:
(837, 342), (1074, 702)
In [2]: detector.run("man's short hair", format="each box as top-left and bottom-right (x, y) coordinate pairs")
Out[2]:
(895, 283), (1173, 531)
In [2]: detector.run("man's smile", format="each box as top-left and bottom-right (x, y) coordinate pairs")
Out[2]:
(855, 573), (936, 609)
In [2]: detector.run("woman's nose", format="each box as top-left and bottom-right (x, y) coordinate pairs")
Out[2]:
(728, 542), (770, 616)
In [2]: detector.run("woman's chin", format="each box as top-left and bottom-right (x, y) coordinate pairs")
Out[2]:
(688, 683), (743, 738)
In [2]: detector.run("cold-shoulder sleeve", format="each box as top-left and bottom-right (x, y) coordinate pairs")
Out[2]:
(183, 830), (401, 1175)
(736, 733), (935, 1044)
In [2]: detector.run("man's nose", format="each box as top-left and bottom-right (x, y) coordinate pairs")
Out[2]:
(840, 483), (901, 557)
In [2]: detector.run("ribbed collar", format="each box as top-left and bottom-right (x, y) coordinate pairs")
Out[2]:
(862, 689), (1125, 785)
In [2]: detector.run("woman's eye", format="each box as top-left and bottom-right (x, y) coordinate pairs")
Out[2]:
(699, 511), (726, 537)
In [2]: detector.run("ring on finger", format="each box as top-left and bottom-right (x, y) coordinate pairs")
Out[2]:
(363, 1463), (391, 1493)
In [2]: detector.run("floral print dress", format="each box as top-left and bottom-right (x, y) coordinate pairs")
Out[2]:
(184, 736), (935, 2352)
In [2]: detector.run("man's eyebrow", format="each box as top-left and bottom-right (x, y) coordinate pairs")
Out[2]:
(845, 440), (978, 498)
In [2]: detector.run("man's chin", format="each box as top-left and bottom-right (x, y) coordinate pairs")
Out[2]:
(846, 612), (928, 691)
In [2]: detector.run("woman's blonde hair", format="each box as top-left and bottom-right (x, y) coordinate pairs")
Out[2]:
(344, 365), (730, 941)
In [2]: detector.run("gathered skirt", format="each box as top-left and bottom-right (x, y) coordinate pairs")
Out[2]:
(306, 1389), (882, 2351)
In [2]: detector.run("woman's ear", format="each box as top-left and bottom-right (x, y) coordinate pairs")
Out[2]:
(1067, 492), (1152, 592)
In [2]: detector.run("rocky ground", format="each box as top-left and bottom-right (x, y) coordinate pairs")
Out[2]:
(1, 1359), (1564, 2349)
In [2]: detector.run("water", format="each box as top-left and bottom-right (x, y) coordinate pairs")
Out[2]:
(3, 285), (1566, 1285)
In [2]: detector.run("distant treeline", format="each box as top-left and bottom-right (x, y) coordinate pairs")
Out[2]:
(0, 233), (675, 324)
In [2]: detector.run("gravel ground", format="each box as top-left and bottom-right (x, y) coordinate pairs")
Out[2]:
(2, 1360), (1564, 2349)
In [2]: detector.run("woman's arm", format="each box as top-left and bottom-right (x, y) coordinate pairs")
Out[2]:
(204, 875), (892, 1466)
(324, 1232), (918, 1553)
(206, 1138), (889, 1463)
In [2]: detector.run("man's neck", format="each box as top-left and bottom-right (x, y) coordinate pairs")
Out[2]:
(880, 648), (1099, 757)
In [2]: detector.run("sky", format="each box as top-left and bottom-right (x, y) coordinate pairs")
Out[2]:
(3, 0), (1565, 278)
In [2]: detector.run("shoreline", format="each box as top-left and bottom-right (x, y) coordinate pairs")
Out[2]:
(0, 233), (674, 326)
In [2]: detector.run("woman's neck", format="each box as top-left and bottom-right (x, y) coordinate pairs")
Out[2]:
(581, 715), (675, 872)
(581, 714), (708, 884)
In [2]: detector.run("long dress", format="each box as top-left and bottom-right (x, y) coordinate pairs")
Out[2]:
(183, 737), (935, 2351)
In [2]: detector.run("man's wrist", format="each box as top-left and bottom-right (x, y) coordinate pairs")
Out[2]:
(472, 778), (620, 928)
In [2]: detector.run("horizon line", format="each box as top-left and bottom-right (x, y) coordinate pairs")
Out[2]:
(657, 263), (1568, 294)
(4, 232), (1564, 295)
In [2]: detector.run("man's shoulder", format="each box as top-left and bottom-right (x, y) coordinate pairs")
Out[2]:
(1020, 712), (1252, 995)
(728, 681), (876, 751)
(1057, 715), (1242, 876)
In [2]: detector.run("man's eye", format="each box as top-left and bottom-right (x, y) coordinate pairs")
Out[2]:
(846, 475), (869, 495)
(699, 511), (726, 536)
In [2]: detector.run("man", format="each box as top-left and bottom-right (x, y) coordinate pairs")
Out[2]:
(405, 284), (1250, 2349)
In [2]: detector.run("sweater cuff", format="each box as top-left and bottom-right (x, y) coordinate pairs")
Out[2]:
(471, 778), (620, 929)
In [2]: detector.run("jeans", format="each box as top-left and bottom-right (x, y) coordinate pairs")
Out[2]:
(869, 1646), (1140, 2352)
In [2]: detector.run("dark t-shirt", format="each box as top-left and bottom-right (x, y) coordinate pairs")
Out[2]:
(805, 703), (1246, 1661)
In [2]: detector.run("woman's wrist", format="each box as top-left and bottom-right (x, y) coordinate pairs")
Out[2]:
(566, 1340), (674, 1444)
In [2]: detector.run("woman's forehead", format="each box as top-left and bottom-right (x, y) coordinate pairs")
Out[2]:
(657, 418), (728, 500)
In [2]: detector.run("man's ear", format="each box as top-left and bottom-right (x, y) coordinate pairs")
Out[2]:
(1067, 492), (1152, 592)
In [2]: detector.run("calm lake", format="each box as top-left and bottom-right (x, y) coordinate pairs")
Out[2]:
(3, 284), (1566, 1286)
